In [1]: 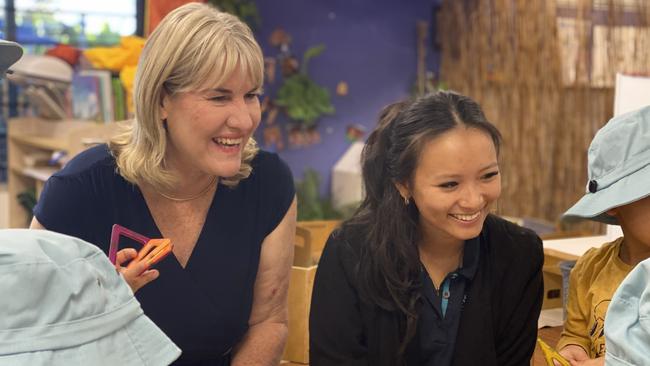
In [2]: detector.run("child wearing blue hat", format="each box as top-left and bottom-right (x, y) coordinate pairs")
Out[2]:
(557, 105), (650, 365)
(0, 229), (181, 365)
(604, 257), (650, 366)
(0, 41), (181, 366)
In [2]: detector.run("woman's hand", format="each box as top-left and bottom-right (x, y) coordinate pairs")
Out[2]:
(115, 248), (159, 293)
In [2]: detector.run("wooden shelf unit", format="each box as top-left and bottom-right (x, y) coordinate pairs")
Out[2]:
(7, 117), (119, 228)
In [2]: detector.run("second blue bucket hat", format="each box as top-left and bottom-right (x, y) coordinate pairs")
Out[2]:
(563, 105), (650, 225)
(604, 258), (650, 365)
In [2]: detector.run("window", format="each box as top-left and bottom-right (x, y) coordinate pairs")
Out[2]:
(14, 0), (137, 53)
(556, 0), (650, 87)
(0, 1), (5, 39)
(0, 1), (141, 182)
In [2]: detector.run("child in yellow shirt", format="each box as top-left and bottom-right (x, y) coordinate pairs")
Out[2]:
(557, 105), (650, 365)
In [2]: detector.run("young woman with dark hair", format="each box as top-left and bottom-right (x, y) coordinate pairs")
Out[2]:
(310, 90), (543, 366)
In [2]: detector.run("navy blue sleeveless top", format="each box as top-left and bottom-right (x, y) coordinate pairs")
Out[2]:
(34, 145), (295, 365)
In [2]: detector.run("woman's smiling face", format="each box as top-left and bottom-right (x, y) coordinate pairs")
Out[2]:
(397, 126), (501, 245)
(161, 70), (261, 178)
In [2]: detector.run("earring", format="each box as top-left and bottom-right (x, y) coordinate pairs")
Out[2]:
(404, 196), (410, 205)
(162, 118), (168, 130)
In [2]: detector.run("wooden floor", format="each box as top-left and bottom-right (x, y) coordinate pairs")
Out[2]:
(282, 326), (563, 366)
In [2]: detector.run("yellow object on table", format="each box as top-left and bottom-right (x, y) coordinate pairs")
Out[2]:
(537, 338), (570, 366)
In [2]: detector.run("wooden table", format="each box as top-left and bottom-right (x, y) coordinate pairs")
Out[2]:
(542, 236), (607, 309)
(282, 326), (564, 366)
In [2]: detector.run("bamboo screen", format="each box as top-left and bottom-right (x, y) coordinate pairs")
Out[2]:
(438, 0), (650, 232)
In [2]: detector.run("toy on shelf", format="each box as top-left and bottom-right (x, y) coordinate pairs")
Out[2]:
(108, 224), (173, 270)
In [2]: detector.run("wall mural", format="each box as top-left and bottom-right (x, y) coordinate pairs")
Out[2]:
(261, 28), (336, 151)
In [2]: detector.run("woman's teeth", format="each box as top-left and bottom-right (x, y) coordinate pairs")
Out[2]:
(213, 137), (242, 146)
(450, 212), (481, 221)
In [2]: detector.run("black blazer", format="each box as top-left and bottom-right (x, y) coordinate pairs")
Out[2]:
(309, 215), (544, 366)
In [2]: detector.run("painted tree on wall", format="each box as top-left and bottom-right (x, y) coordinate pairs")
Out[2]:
(260, 28), (336, 150)
(274, 44), (335, 129)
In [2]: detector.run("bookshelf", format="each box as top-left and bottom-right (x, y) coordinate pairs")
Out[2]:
(7, 117), (120, 228)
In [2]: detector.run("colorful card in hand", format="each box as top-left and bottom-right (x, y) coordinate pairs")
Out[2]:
(130, 238), (172, 268)
(537, 338), (570, 366)
(109, 224), (173, 268)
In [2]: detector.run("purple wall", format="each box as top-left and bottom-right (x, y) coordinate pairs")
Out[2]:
(254, 0), (440, 196)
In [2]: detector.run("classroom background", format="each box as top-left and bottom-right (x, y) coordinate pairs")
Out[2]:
(1, 1), (649, 364)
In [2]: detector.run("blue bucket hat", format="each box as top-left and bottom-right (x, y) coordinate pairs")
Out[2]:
(563, 105), (650, 224)
(0, 40), (23, 76)
(0, 229), (181, 365)
(604, 258), (650, 365)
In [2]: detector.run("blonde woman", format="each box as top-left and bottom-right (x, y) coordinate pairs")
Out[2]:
(30, 3), (297, 365)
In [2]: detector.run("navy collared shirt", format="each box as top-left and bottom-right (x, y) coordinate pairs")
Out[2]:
(419, 236), (480, 366)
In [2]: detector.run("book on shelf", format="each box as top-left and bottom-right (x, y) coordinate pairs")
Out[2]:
(71, 74), (102, 122)
(111, 76), (126, 121)
(24, 86), (67, 120)
(79, 69), (114, 123)
(70, 70), (128, 123)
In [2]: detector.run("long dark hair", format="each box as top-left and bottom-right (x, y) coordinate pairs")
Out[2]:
(340, 90), (502, 358)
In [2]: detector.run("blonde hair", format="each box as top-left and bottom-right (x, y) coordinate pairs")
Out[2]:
(109, 2), (263, 190)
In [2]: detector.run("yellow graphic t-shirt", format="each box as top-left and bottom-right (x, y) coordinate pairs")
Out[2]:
(557, 237), (633, 358)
